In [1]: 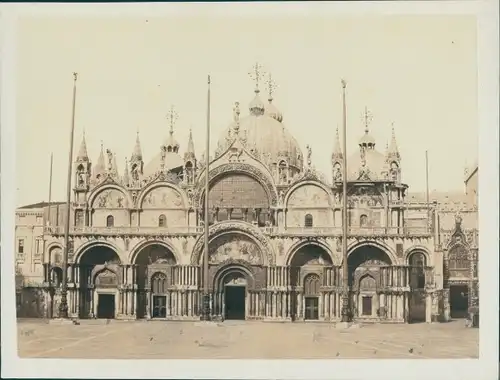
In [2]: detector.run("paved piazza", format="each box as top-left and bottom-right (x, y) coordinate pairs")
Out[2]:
(17, 319), (478, 359)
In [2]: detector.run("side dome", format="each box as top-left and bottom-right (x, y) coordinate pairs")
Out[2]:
(216, 90), (303, 170)
(347, 130), (387, 181)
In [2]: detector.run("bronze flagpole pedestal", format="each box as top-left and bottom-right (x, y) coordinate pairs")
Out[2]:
(200, 75), (212, 321)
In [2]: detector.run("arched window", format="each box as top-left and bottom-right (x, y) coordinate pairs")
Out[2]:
(185, 161), (194, 184)
(304, 214), (313, 228)
(360, 214), (368, 227)
(409, 252), (426, 289)
(449, 245), (469, 270)
(106, 215), (114, 227)
(304, 273), (320, 296)
(158, 214), (166, 227)
(151, 272), (167, 294)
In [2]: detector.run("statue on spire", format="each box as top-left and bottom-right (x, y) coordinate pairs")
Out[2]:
(248, 62), (265, 92)
(306, 145), (312, 167)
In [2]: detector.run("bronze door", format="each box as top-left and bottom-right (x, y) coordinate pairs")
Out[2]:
(304, 297), (319, 320)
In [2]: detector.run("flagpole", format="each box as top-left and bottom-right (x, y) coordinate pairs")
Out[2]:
(45, 153), (54, 317)
(201, 75), (211, 321)
(340, 79), (351, 322)
(425, 150), (430, 233)
(59, 72), (78, 319)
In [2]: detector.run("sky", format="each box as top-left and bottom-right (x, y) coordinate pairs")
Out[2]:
(14, 12), (478, 207)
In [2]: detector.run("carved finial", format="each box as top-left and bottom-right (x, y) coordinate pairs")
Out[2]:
(73, 72), (78, 82)
(306, 144), (312, 167)
(233, 102), (241, 135)
(362, 106), (373, 133)
(341, 79), (347, 89)
(248, 62), (265, 93)
(166, 105), (179, 136)
(266, 72), (278, 101)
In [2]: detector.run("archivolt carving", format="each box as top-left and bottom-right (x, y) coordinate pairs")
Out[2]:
(190, 221), (276, 265)
(193, 163), (278, 207)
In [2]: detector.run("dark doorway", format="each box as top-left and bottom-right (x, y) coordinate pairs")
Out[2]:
(450, 285), (469, 318)
(409, 291), (426, 323)
(225, 286), (246, 320)
(304, 297), (319, 320)
(97, 294), (115, 319)
(362, 296), (372, 316)
(152, 295), (167, 318)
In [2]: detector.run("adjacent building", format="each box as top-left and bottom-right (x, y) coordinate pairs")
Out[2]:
(15, 79), (479, 323)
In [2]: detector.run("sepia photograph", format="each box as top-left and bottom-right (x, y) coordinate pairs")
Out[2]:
(1, 2), (498, 379)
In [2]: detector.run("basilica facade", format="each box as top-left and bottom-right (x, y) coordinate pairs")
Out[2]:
(17, 78), (478, 324)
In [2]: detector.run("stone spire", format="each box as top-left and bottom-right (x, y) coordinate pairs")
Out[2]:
(184, 128), (196, 162)
(76, 131), (89, 162)
(386, 123), (401, 163)
(164, 106), (180, 153)
(332, 127), (343, 160)
(123, 157), (130, 186)
(131, 131), (142, 161)
(94, 141), (106, 178)
(111, 153), (119, 177)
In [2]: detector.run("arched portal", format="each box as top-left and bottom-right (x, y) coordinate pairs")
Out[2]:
(212, 264), (254, 321)
(133, 243), (176, 319)
(348, 244), (392, 319)
(288, 244), (332, 321)
(78, 245), (121, 319)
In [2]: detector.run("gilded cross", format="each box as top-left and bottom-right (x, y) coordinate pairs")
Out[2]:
(166, 105), (179, 135)
(248, 62), (265, 90)
(266, 73), (278, 99)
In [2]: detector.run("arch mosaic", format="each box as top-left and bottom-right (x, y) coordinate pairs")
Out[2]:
(346, 240), (397, 265)
(193, 163), (278, 208)
(285, 239), (335, 266)
(285, 181), (333, 208)
(88, 185), (132, 209)
(190, 221), (276, 265)
(138, 183), (187, 209)
(128, 239), (180, 265)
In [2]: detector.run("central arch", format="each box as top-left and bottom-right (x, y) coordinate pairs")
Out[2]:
(132, 241), (177, 319)
(78, 244), (121, 319)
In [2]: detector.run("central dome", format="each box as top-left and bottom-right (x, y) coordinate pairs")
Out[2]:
(216, 90), (303, 170)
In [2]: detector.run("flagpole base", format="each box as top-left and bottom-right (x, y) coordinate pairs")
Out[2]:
(200, 293), (211, 321)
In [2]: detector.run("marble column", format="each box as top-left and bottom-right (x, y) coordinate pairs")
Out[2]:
(425, 293), (432, 323)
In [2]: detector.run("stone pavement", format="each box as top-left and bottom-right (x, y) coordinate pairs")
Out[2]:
(17, 319), (478, 359)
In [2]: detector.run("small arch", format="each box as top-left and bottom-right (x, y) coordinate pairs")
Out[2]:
(158, 214), (167, 227)
(73, 240), (122, 265)
(213, 264), (255, 291)
(359, 274), (377, 290)
(404, 245), (432, 264)
(128, 240), (179, 266)
(360, 214), (368, 227)
(50, 267), (63, 287)
(304, 214), (313, 228)
(106, 215), (114, 227)
(347, 240), (397, 265)
(408, 251), (426, 289)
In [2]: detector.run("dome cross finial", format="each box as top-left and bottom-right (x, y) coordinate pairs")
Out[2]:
(249, 62), (265, 93)
(266, 72), (278, 101)
(362, 106), (373, 134)
(166, 105), (178, 136)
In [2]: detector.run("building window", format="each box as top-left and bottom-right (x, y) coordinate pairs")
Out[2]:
(106, 215), (114, 227)
(151, 272), (168, 294)
(304, 273), (320, 296)
(158, 214), (166, 227)
(360, 214), (368, 227)
(304, 214), (313, 228)
(449, 245), (469, 270)
(17, 239), (25, 253)
(35, 238), (43, 255)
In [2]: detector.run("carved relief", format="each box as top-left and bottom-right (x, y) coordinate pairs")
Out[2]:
(95, 269), (118, 287)
(142, 186), (183, 208)
(93, 189), (128, 208)
(209, 234), (262, 265)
